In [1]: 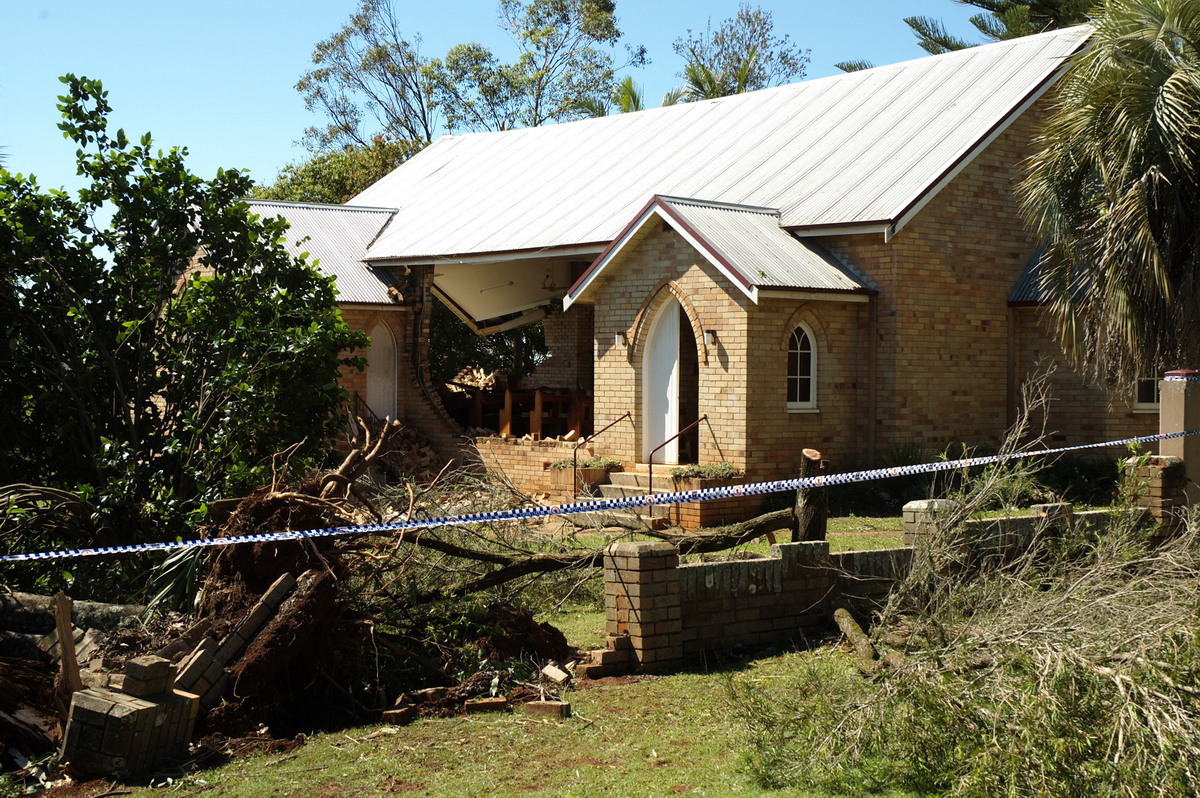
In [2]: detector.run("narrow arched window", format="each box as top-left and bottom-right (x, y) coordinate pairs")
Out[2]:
(787, 324), (817, 411)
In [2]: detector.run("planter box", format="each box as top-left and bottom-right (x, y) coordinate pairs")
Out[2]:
(670, 476), (760, 528)
(549, 466), (615, 495)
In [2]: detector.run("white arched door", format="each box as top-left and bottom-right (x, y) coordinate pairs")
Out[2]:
(366, 322), (397, 420)
(642, 296), (680, 464)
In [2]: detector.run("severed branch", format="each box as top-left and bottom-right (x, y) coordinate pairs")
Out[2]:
(377, 508), (796, 605)
(320, 417), (402, 500)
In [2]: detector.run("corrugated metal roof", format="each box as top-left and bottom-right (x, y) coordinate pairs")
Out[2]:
(659, 197), (869, 292)
(1010, 245), (1047, 304)
(1009, 243), (1092, 306)
(355, 26), (1090, 263)
(564, 195), (870, 309)
(247, 200), (398, 304)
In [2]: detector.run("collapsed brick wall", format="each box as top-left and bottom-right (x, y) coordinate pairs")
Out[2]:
(474, 438), (596, 501)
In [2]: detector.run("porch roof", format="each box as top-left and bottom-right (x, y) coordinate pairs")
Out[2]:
(247, 200), (399, 305)
(564, 196), (873, 309)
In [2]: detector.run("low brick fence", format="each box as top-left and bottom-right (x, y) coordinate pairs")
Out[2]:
(602, 484), (1187, 672)
(603, 540), (912, 671)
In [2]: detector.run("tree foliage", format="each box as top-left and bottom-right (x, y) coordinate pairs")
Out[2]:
(1018, 0), (1200, 384)
(905, 0), (1090, 54)
(301, 0), (644, 141)
(672, 3), (809, 97)
(251, 136), (418, 204)
(297, 0), (440, 149)
(428, 301), (546, 382)
(0, 76), (366, 592)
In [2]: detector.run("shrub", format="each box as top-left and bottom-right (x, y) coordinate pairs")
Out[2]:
(670, 462), (738, 480)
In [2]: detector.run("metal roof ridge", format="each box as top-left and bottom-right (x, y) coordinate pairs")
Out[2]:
(657, 195), (781, 215)
(245, 198), (400, 213)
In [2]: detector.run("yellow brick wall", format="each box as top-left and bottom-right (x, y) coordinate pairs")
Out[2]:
(1012, 309), (1157, 447)
(743, 299), (870, 480)
(586, 223), (751, 469)
(554, 96), (1157, 491)
(337, 269), (464, 462)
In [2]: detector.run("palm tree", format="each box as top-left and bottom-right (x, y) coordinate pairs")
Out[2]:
(612, 75), (645, 113)
(1017, 0), (1200, 384)
(677, 44), (760, 101)
(906, 0), (1091, 54)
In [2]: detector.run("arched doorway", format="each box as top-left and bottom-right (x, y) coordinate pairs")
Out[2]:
(641, 295), (699, 464)
(366, 322), (397, 420)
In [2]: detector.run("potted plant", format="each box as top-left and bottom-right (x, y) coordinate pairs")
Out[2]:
(669, 461), (738, 488)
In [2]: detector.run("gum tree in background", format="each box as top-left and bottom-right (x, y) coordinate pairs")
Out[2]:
(0, 76), (366, 595)
(298, 0), (644, 143)
(672, 3), (810, 97)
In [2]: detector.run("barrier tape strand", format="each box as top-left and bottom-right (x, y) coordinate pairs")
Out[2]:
(2, 428), (1196, 563)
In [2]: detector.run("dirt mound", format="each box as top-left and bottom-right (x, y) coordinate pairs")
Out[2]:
(475, 603), (574, 664)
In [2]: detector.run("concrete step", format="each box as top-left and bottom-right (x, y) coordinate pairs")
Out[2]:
(607, 470), (676, 493)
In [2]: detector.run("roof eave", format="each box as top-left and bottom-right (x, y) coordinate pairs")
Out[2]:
(564, 195), (762, 310)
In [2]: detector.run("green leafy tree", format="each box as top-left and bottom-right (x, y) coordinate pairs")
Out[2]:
(671, 3), (809, 97)
(678, 44), (761, 101)
(573, 75), (655, 116)
(1018, 0), (1200, 385)
(297, 0), (440, 149)
(0, 76), (366, 595)
(428, 0), (644, 132)
(906, 0), (1090, 54)
(251, 136), (419, 204)
(428, 302), (546, 382)
(302, 0), (644, 139)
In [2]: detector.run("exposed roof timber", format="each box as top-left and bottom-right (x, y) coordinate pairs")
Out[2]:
(431, 283), (550, 335)
(477, 308), (546, 335)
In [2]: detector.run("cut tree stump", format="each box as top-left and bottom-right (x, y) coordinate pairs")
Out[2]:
(793, 448), (828, 542)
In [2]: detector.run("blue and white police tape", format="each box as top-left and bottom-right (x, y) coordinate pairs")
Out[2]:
(3, 428), (1197, 563)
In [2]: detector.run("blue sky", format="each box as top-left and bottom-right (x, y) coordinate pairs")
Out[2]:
(2, 1), (983, 194)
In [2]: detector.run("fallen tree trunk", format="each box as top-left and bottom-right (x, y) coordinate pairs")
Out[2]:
(386, 508), (795, 605)
(834, 607), (879, 675)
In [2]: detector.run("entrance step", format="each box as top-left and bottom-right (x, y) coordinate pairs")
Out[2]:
(605, 470), (676, 494)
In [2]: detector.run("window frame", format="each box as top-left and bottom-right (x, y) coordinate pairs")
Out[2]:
(1134, 376), (1160, 414)
(786, 323), (818, 413)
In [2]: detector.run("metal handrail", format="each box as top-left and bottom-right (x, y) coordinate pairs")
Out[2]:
(353, 392), (384, 429)
(647, 414), (709, 496)
(572, 411), (632, 499)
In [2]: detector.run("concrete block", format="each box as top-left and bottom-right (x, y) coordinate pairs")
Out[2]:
(381, 706), (417, 725)
(605, 634), (632, 651)
(540, 663), (570, 684)
(214, 632), (246, 667)
(464, 697), (508, 714)
(522, 701), (571, 719)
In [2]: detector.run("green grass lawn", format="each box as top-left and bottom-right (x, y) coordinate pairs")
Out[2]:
(103, 517), (909, 798)
(120, 638), (911, 798)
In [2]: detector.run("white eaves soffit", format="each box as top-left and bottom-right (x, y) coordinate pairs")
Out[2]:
(564, 196), (872, 310)
(422, 254), (582, 330)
